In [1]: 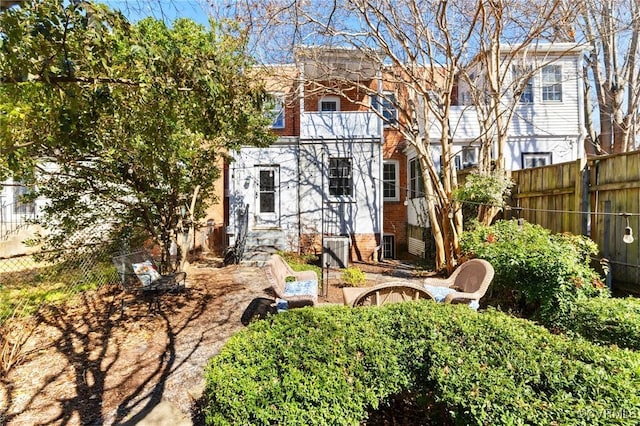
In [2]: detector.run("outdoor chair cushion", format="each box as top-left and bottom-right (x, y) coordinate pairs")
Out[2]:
(132, 260), (162, 286)
(424, 285), (480, 310)
(283, 280), (318, 298)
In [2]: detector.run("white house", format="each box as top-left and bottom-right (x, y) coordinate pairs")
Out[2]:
(405, 43), (588, 256)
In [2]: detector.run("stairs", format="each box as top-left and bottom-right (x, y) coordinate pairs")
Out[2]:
(240, 229), (287, 266)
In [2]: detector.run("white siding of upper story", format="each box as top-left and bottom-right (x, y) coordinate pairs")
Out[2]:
(505, 54), (582, 138)
(451, 52), (583, 142)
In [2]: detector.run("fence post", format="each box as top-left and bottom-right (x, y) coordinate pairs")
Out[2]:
(575, 157), (589, 236)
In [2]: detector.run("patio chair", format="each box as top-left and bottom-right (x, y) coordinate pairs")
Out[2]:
(422, 259), (494, 310)
(112, 250), (186, 315)
(343, 282), (434, 307)
(263, 254), (318, 308)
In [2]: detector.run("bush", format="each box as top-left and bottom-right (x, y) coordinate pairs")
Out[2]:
(559, 296), (640, 351)
(202, 302), (640, 425)
(341, 267), (366, 287)
(460, 219), (607, 325)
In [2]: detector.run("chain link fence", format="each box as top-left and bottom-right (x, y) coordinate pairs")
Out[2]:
(0, 243), (119, 325)
(0, 241), (121, 372)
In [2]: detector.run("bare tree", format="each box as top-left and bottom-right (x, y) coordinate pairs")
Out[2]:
(224, 0), (578, 271)
(576, 0), (640, 154)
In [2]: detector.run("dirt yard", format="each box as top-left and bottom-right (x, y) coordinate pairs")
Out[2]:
(0, 257), (386, 425)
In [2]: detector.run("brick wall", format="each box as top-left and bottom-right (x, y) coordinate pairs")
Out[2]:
(350, 233), (381, 262)
(383, 129), (408, 254)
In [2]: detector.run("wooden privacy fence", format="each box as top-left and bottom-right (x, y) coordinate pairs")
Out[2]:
(508, 151), (640, 291)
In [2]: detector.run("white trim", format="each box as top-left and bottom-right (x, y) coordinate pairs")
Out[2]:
(269, 92), (285, 129)
(382, 160), (400, 201)
(319, 96), (340, 112)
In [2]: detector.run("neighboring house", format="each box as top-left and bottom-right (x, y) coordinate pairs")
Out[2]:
(405, 43), (587, 257)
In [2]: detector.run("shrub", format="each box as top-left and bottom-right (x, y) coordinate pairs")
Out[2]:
(460, 219), (607, 325)
(202, 303), (640, 425)
(559, 296), (640, 351)
(341, 267), (366, 287)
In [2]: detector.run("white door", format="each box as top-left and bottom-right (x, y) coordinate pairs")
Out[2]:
(255, 166), (280, 228)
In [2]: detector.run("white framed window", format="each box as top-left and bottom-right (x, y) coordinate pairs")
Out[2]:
(371, 92), (398, 126)
(542, 65), (562, 102)
(319, 96), (340, 112)
(267, 93), (285, 129)
(522, 152), (552, 168)
(258, 169), (276, 213)
(409, 157), (424, 199)
(328, 157), (352, 197)
(512, 65), (533, 104)
(460, 146), (478, 169)
(383, 160), (399, 201)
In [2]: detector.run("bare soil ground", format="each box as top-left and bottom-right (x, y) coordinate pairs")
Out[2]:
(0, 257), (391, 425)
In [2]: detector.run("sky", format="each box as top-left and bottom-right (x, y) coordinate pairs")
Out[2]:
(102, 0), (214, 25)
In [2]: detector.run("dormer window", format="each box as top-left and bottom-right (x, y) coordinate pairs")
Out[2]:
(319, 96), (340, 112)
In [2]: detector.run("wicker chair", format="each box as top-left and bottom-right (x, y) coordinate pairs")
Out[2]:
(423, 259), (494, 309)
(263, 254), (318, 308)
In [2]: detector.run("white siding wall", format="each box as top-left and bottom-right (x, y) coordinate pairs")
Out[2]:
(229, 138), (382, 247)
(228, 145), (300, 242)
(506, 54), (582, 138)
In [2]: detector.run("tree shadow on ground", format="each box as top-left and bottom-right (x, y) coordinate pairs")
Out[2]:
(0, 283), (212, 425)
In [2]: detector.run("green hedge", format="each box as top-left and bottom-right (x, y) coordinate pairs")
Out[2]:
(202, 302), (640, 425)
(560, 296), (640, 351)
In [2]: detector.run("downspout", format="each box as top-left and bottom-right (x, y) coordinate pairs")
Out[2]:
(377, 65), (384, 261)
(576, 47), (587, 161)
(297, 61), (304, 254)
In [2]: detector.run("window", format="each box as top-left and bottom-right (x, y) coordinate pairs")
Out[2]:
(383, 160), (399, 201)
(383, 234), (395, 259)
(460, 147), (478, 169)
(512, 65), (533, 104)
(329, 157), (352, 197)
(13, 184), (35, 215)
(267, 93), (285, 129)
(371, 92), (398, 126)
(319, 97), (340, 112)
(259, 170), (276, 212)
(522, 152), (552, 168)
(542, 65), (562, 102)
(409, 157), (424, 199)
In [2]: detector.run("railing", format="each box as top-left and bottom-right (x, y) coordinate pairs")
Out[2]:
(0, 199), (37, 241)
(300, 111), (381, 139)
(224, 204), (249, 265)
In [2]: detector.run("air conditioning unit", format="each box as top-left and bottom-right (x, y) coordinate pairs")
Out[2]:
(322, 236), (350, 269)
